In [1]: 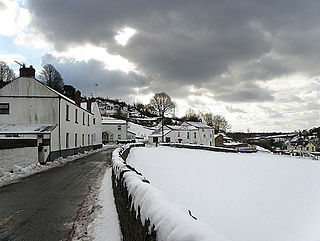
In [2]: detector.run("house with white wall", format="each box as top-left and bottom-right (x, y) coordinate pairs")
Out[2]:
(101, 117), (127, 143)
(149, 121), (216, 146)
(0, 66), (102, 169)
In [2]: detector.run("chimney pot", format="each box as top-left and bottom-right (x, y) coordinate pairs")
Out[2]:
(20, 65), (35, 78)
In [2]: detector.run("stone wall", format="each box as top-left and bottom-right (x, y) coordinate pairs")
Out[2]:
(112, 143), (157, 241)
(0, 146), (38, 172)
(112, 144), (224, 241)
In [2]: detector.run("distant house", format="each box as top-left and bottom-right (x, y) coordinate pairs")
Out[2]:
(101, 117), (127, 143)
(148, 121), (216, 146)
(286, 135), (317, 153)
(0, 66), (102, 170)
(287, 140), (317, 153)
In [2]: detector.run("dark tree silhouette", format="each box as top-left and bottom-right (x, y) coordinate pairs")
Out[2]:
(63, 84), (76, 100)
(149, 92), (175, 142)
(39, 64), (64, 93)
(0, 61), (15, 88)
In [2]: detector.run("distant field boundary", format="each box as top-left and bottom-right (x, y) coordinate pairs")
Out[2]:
(160, 143), (257, 153)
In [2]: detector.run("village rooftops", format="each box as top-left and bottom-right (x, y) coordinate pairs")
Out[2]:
(101, 117), (127, 125)
(0, 124), (57, 134)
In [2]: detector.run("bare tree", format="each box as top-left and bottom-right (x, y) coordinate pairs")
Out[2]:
(39, 64), (64, 93)
(202, 112), (213, 126)
(202, 113), (230, 133)
(149, 92), (176, 142)
(212, 114), (231, 133)
(183, 108), (200, 122)
(0, 61), (16, 88)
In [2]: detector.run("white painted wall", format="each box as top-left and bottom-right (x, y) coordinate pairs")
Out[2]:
(102, 123), (127, 142)
(0, 147), (38, 172)
(0, 77), (102, 155)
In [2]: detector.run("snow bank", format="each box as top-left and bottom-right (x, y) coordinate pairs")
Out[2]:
(112, 145), (229, 241)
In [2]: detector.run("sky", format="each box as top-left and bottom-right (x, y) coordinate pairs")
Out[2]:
(1, 0), (320, 132)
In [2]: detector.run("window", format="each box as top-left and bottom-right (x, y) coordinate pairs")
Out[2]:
(75, 133), (78, 147)
(66, 133), (69, 148)
(82, 134), (85, 146)
(118, 134), (121, 140)
(204, 134), (206, 138)
(93, 118), (96, 125)
(66, 104), (70, 121)
(194, 132), (197, 138)
(88, 115), (90, 126)
(83, 113), (85, 125)
(75, 109), (78, 123)
(88, 134), (90, 145)
(0, 103), (9, 114)
(187, 132), (190, 139)
(93, 133), (96, 142)
(110, 134), (114, 140)
(166, 137), (171, 143)
(177, 132), (180, 137)
(118, 125), (121, 130)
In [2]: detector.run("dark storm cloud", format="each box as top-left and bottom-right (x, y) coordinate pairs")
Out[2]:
(40, 54), (151, 102)
(28, 0), (320, 102)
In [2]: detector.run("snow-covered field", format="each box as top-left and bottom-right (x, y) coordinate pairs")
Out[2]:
(126, 146), (320, 241)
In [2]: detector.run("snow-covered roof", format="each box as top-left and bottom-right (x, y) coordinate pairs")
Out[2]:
(102, 117), (127, 125)
(0, 124), (57, 134)
(166, 125), (197, 131)
(186, 121), (211, 128)
(128, 122), (153, 138)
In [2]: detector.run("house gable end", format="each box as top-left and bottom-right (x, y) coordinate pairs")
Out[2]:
(0, 77), (58, 97)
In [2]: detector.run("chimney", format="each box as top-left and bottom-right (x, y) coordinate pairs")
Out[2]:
(20, 65), (35, 78)
(75, 90), (81, 106)
(87, 99), (92, 112)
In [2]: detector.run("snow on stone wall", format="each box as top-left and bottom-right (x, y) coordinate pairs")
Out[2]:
(112, 144), (229, 241)
(0, 146), (38, 172)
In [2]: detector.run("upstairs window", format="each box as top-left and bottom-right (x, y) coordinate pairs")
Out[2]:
(82, 113), (85, 125)
(0, 103), (9, 114)
(194, 132), (197, 138)
(75, 109), (78, 123)
(118, 125), (121, 130)
(88, 115), (90, 126)
(66, 104), (70, 121)
(187, 132), (190, 139)
(93, 118), (96, 125)
(66, 133), (69, 148)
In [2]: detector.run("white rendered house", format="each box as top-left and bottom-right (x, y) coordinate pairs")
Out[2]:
(0, 66), (102, 167)
(101, 117), (127, 143)
(149, 121), (215, 146)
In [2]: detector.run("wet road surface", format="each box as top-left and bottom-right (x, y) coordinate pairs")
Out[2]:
(0, 148), (115, 241)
